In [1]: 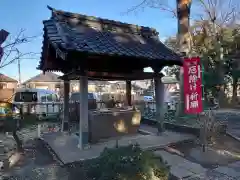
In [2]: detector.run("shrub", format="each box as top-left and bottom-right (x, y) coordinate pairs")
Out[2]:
(199, 109), (227, 146)
(85, 144), (169, 180)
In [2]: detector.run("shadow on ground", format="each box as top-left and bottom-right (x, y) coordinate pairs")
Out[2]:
(169, 134), (240, 169)
(1, 139), (68, 180)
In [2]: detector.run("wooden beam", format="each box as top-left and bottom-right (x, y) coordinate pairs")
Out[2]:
(59, 70), (163, 81)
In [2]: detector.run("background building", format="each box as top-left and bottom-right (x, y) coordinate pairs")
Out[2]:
(0, 73), (18, 101)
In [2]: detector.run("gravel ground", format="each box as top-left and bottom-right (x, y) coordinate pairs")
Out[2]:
(1, 113), (240, 180)
(2, 139), (68, 180)
(0, 122), (97, 180)
(0, 122), (67, 180)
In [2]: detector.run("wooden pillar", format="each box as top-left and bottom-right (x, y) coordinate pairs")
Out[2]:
(154, 74), (165, 134)
(62, 80), (70, 131)
(126, 80), (132, 106)
(78, 74), (89, 149)
(178, 67), (184, 116)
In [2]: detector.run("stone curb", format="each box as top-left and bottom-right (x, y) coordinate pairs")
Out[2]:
(138, 129), (155, 135)
(226, 131), (240, 142)
(40, 131), (195, 166)
(37, 138), (65, 166)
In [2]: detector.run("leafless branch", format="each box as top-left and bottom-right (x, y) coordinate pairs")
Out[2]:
(0, 29), (41, 69)
(0, 53), (39, 69)
(125, 0), (240, 25)
(123, 0), (177, 18)
(197, 0), (240, 27)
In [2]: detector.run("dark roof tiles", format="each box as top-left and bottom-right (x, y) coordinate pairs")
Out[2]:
(0, 74), (18, 82)
(42, 6), (182, 67)
(23, 72), (61, 84)
(47, 5), (158, 37)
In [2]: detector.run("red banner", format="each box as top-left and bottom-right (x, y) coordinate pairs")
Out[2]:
(183, 57), (203, 114)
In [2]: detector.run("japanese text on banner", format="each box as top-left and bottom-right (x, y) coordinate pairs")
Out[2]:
(184, 57), (203, 114)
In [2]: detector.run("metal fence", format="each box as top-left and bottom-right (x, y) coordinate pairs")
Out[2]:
(13, 102), (63, 121)
(11, 100), (179, 123)
(0, 100), (181, 139)
(134, 101), (179, 122)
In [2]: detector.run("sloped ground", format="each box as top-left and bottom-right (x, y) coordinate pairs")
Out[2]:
(2, 139), (68, 180)
(167, 134), (240, 179)
(170, 134), (240, 168)
(0, 123), (68, 180)
(215, 110), (240, 139)
(1, 117), (240, 180)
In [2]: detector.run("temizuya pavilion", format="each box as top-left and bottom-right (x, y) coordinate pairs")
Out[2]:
(38, 6), (182, 149)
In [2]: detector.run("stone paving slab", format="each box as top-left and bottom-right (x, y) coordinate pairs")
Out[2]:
(154, 150), (184, 166)
(228, 161), (240, 172)
(215, 109), (240, 114)
(184, 173), (235, 180)
(139, 124), (158, 134)
(214, 166), (240, 178)
(153, 151), (240, 180)
(171, 165), (195, 179)
(41, 131), (195, 164)
(204, 169), (237, 180)
(227, 130), (240, 141)
(154, 150), (207, 179)
(183, 162), (240, 180)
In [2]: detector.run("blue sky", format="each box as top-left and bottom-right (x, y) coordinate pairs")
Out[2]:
(0, 0), (178, 82)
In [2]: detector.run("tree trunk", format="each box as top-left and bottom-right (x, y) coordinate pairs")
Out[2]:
(177, 0), (192, 115)
(218, 86), (227, 108)
(12, 131), (23, 152)
(232, 77), (238, 106)
(13, 106), (24, 153)
(177, 0), (192, 54)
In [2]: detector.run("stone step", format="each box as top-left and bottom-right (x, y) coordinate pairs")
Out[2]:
(0, 154), (6, 161)
(0, 151), (6, 155)
(154, 150), (207, 179)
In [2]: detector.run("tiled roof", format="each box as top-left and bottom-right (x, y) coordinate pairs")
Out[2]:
(23, 72), (61, 84)
(0, 73), (18, 82)
(40, 6), (182, 69)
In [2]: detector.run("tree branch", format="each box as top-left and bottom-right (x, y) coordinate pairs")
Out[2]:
(0, 52), (39, 69)
(124, 0), (177, 18)
(0, 29), (41, 69)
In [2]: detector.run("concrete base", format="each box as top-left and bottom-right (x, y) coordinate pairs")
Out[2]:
(62, 122), (69, 131)
(41, 130), (195, 164)
(82, 132), (89, 145)
(75, 132), (89, 146)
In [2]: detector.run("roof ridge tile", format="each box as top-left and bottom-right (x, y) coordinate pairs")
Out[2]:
(47, 6), (158, 37)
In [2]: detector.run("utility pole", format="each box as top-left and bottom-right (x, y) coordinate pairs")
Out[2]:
(17, 57), (21, 87)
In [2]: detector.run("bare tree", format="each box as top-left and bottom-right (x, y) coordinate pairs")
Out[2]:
(0, 29), (40, 69)
(126, 0), (240, 110)
(125, 0), (192, 116)
(125, 0), (194, 52)
(125, 0), (177, 17)
(126, 0), (240, 51)
(0, 29), (40, 169)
